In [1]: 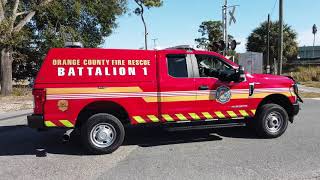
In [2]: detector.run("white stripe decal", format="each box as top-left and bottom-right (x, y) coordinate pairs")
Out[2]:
(47, 88), (290, 100)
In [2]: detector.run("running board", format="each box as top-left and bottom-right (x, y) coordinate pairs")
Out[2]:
(165, 123), (246, 132)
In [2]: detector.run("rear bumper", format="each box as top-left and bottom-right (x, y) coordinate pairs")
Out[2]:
(27, 114), (45, 129)
(292, 103), (300, 116)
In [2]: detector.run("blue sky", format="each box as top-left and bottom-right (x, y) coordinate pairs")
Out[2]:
(104, 0), (320, 53)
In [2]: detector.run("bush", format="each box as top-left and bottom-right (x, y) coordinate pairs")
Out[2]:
(12, 86), (32, 96)
(291, 66), (320, 82)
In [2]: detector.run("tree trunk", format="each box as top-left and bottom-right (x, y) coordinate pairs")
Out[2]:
(1, 48), (13, 96)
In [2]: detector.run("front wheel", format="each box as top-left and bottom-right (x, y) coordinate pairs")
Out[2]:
(254, 104), (289, 138)
(81, 113), (125, 154)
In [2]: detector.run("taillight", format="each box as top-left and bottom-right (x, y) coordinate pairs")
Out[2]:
(33, 89), (46, 114)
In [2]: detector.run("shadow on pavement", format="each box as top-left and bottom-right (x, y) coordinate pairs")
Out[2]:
(0, 125), (258, 156)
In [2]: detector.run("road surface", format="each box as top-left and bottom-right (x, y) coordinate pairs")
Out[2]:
(0, 100), (319, 180)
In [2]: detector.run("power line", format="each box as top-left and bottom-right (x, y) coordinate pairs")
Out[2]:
(270, 0), (278, 16)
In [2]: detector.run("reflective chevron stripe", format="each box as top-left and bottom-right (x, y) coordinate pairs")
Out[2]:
(189, 113), (201, 120)
(239, 110), (250, 117)
(133, 116), (146, 123)
(162, 114), (174, 122)
(132, 110), (257, 124)
(147, 115), (160, 122)
(215, 111), (226, 119)
(202, 112), (213, 119)
(176, 114), (188, 121)
(227, 111), (238, 118)
(59, 120), (74, 127)
(45, 121), (57, 127)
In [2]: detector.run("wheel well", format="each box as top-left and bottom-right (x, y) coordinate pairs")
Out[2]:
(257, 94), (294, 118)
(76, 101), (130, 128)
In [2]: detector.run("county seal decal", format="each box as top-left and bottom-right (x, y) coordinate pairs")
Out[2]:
(216, 86), (231, 104)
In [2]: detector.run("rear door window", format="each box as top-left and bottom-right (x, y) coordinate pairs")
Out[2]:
(167, 55), (189, 78)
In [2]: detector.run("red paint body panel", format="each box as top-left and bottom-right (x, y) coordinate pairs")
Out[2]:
(33, 48), (297, 127)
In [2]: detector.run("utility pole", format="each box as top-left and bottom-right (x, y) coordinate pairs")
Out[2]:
(278, 0), (284, 75)
(222, 0), (228, 56)
(152, 38), (158, 49)
(267, 14), (271, 74)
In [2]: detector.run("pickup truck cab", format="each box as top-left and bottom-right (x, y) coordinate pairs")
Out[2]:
(28, 47), (301, 154)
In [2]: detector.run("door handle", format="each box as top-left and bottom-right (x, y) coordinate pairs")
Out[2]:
(198, 85), (209, 90)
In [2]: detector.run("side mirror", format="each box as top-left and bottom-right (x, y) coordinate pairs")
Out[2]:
(238, 65), (246, 82)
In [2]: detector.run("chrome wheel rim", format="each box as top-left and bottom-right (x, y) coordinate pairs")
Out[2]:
(90, 123), (116, 148)
(265, 111), (283, 133)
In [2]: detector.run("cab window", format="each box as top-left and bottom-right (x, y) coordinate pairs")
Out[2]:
(195, 54), (233, 78)
(167, 55), (188, 78)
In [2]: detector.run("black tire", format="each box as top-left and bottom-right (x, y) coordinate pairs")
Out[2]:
(254, 104), (289, 138)
(81, 113), (125, 154)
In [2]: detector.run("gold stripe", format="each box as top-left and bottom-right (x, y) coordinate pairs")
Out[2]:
(175, 114), (188, 121)
(59, 120), (74, 128)
(147, 115), (160, 123)
(45, 121), (56, 127)
(251, 110), (256, 115)
(133, 116), (146, 123)
(189, 113), (201, 120)
(239, 110), (250, 117)
(215, 111), (226, 119)
(162, 114), (174, 122)
(227, 111), (238, 118)
(47, 87), (143, 95)
(202, 112), (213, 119)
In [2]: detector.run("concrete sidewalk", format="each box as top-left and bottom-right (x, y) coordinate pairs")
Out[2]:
(0, 109), (32, 121)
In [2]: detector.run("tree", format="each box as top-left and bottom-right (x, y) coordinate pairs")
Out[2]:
(195, 20), (233, 53)
(0, 0), (53, 96)
(134, 0), (163, 50)
(0, 0), (127, 95)
(246, 21), (298, 68)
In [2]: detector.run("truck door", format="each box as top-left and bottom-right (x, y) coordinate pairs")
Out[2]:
(190, 53), (252, 120)
(157, 51), (197, 122)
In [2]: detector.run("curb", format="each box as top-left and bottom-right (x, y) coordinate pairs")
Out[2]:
(0, 109), (32, 121)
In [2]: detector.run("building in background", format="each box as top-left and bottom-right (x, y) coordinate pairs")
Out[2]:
(298, 46), (320, 59)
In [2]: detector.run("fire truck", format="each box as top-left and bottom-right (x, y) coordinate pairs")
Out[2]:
(27, 46), (302, 154)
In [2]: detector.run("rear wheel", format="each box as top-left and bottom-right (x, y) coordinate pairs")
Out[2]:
(254, 104), (289, 138)
(81, 113), (125, 154)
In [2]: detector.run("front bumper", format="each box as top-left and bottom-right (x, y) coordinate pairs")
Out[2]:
(27, 114), (45, 129)
(292, 103), (300, 116)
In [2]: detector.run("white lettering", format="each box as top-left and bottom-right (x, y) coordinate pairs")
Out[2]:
(128, 67), (136, 76)
(105, 67), (110, 75)
(119, 67), (126, 76)
(95, 67), (102, 76)
(77, 67), (83, 76)
(58, 67), (65, 76)
(87, 67), (93, 76)
(68, 67), (76, 76)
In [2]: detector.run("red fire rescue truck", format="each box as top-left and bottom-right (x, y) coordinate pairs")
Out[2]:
(27, 46), (302, 154)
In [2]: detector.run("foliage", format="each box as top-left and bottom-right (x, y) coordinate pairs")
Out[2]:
(134, 0), (163, 49)
(3, 0), (127, 81)
(246, 21), (298, 66)
(290, 66), (320, 82)
(195, 20), (233, 52)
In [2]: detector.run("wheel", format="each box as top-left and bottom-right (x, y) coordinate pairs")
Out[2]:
(254, 104), (289, 138)
(81, 113), (125, 154)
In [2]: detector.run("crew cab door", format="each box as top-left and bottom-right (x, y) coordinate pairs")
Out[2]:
(190, 53), (252, 120)
(158, 51), (197, 122)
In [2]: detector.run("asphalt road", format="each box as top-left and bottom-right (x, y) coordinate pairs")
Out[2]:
(0, 100), (320, 180)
